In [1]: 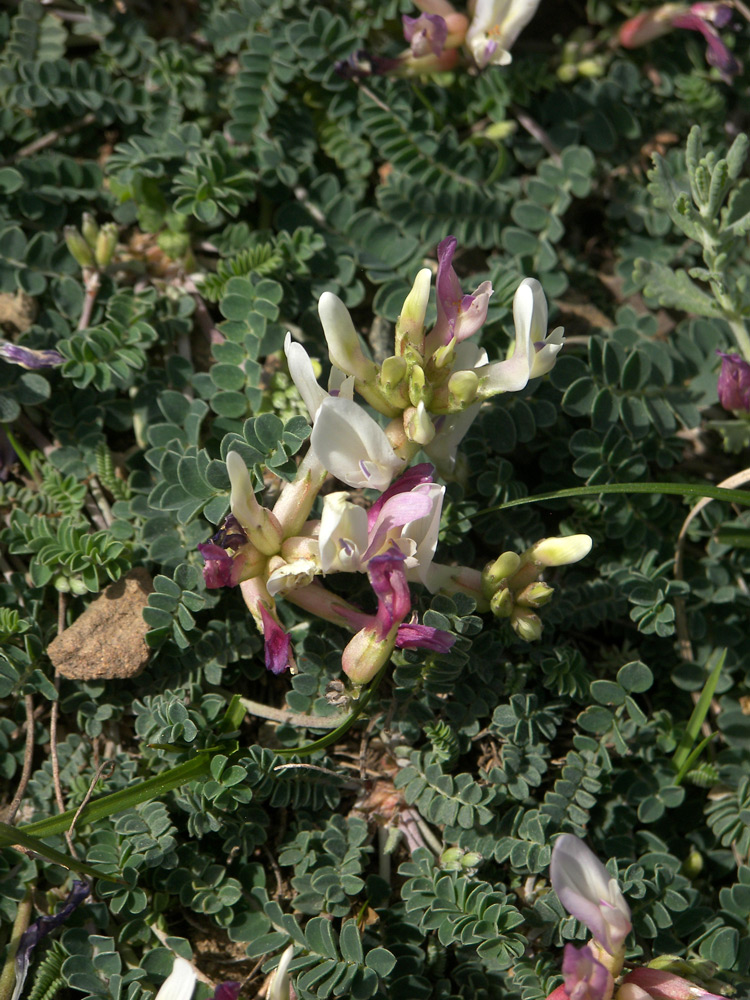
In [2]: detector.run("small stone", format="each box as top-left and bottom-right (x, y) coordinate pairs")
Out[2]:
(48, 568), (154, 680)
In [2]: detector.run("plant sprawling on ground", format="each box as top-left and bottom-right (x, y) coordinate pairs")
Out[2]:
(0, 3), (749, 1000)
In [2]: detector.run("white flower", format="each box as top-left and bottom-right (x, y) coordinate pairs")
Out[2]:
(319, 492), (369, 573)
(473, 277), (564, 396)
(154, 959), (197, 1000)
(466, 0), (541, 68)
(284, 332), (353, 422)
(310, 396), (404, 491)
(318, 292), (378, 382)
(550, 834), (632, 956)
(269, 946), (295, 1000)
(526, 534), (593, 567)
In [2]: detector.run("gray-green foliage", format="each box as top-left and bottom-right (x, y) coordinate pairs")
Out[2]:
(1, 2), (750, 1000)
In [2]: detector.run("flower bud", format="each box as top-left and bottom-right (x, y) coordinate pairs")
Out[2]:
(380, 355), (407, 391)
(64, 227), (94, 268)
(318, 292), (378, 382)
(516, 581), (554, 608)
(448, 369), (479, 408)
(431, 337), (456, 371)
(342, 625), (396, 685)
(490, 586), (514, 618)
(94, 222), (118, 268)
(408, 364), (431, 407)
(525, 534), (593, 567)
(510, 607), (543, 641)
(81, 212), (99, 248)
(404, 402), (436, 445)
(395, 267), (431, 357)
(482, 551), (521, 596)
(227, 451), (283, 555)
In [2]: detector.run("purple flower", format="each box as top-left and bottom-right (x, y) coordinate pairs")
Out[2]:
(259, 603), (293, 675)
(212, 984), (242, 1000)
(717, 351), (750, 412)
(395, 621), (456, 652)
(427, 236), (493, 351)
(561, 944), (612, 1000)
(403, 13), (448, 57)
(368, 548), (413, 634)
(14, 881), (90, 1000)
(198, 515), (250, 588)
(197, 542), (247, 588)
(366, 463), (435, 532)
(671, 5), (740, 76)
(0, 342), (64, 369)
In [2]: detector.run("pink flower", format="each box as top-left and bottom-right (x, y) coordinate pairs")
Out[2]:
(426, 236), (493, 352)
(618, 967), (729, 1000)
(562, 944), (613, 1000)
(550, 835), (631, 957)
(403, 12), (449, 56)
(619, 3), (739, 79)
(258, 603), (294, 675)
(717, 351), (750, 412)
(395, 620), (456, 652)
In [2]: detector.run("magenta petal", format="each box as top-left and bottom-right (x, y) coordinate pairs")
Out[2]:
(562, 944), (611, 1000)
(259, 604), (293, 675)
(0, 343), (64, 369)
(367, 463), (434, 531)
(368, 548), (412, 631)
(395, 623), (455, 652)
(717, 351), (750, 411)
(671, 12), (740, 74)
(364, 491), (434, 560)
(198, 542), (235, 588)
(213, 984), (242, 1000)
(403, 12), (448, 57)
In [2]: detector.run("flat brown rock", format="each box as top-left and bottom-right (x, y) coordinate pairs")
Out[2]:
(48, 568), (154, 680)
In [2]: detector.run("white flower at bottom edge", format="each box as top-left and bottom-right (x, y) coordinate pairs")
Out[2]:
(154, 959), (197, 1000)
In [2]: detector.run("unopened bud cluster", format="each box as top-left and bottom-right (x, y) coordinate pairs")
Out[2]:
(64, 213), (118, 271)
(482, 535), (593, 641)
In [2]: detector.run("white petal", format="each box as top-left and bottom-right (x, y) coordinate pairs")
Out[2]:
(270, 945), (295, 1000)
(403, 483), (445, 586)
(310, 397), (403, 491)
(154, 959), (196, 1000)
(266, 558), (319, 596)
(319, 492), (368, 573)
(318, 292), (374, 380)
(284, 333), (327, 422)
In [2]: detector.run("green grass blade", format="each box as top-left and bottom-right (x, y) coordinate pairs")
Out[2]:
(0, 822), (124, 884)
(672, 648), (725, 773)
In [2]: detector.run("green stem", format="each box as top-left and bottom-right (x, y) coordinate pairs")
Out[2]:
(0, 893), (32, 1000)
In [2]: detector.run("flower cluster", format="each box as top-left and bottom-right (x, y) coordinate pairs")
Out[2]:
(336, 0), (541, 79)
(547, 835), (731, 1000)
(199, 238), (579, 683)
(619, 2), (740, 80)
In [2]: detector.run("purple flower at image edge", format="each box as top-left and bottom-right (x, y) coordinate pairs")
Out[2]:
(259, 603), (294, 675)
(0, 343), (64, 370)
(717, 351), (750, 412)
(672, 5), (740, 77)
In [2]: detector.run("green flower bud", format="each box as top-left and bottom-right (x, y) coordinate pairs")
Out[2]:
(431, 338), (456, 371)
(516, 581), (554, 608)
(490, 586), (513, 618)
(510, 607), (543, 641)
(482, 551), (521, 597)
(681, 848), (704, 879)
(64, 227), (94, 268)
(440, 847), (464, 870)
(448, 369), (478, 408)
(408, 364), (432, 407)
(94, 223), (118, 269)
(395, 267), (431, 358)
(380, 355), (407, 391)
(81, 212), (99, 248)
